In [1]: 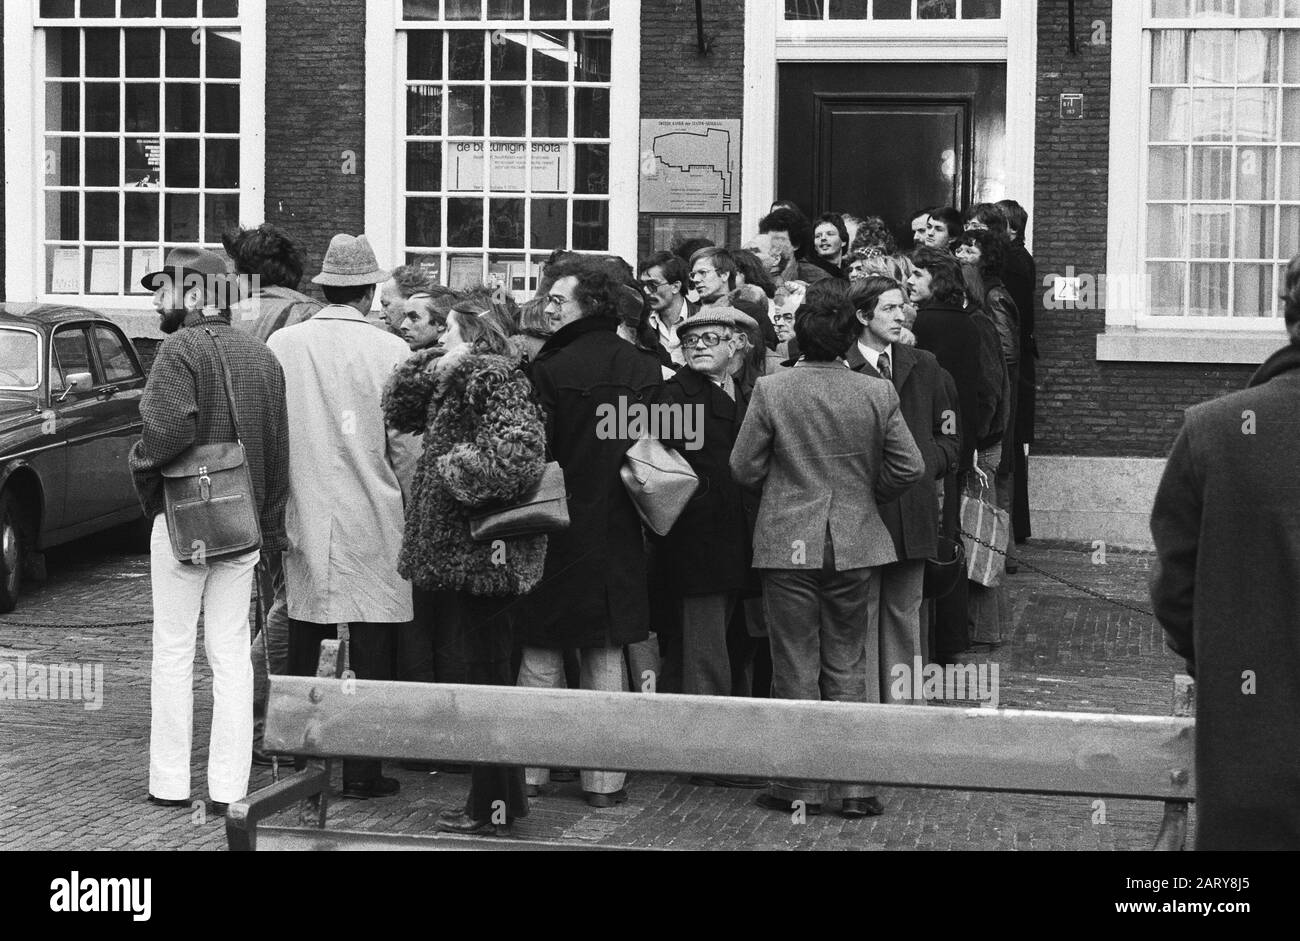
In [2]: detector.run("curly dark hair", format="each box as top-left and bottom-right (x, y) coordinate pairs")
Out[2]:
(1284, 254), (1300, 328)
(544, 255), (626, 321)
(759, 207), (814, 256)
(732, 249), (777, 299)
(221, 223), (307, 290)
(956, 228), (1009, 280)
(910, 247), (967, 307)
(849, 215), (899, 257)
(797, 279), (859, 361)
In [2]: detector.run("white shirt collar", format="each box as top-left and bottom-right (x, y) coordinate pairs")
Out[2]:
(857, 341), (893, 373)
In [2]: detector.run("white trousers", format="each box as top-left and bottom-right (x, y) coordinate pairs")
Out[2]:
(149, 515), (258, 804)
(517, 645), (627, 795)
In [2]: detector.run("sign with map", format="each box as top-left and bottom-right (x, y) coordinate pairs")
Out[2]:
(639, 119), (740, 214)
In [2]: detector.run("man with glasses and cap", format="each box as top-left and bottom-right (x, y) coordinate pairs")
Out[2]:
(129, 247), (290, 817)
(266, 234), (420, 801)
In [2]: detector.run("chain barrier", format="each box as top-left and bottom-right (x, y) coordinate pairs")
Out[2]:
(958, 528), (1156, 619)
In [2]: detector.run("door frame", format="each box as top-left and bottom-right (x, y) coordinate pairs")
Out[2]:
(742, 0), (1037, 250)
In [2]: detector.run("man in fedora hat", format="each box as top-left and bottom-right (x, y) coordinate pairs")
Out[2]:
(266, 234), (420, 800)
(129, 247), (290, 816)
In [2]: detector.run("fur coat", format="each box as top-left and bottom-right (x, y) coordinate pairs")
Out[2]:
(382, 340), (548, 597)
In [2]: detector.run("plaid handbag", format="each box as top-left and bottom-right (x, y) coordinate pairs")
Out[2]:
(960, 476), (1010, 589)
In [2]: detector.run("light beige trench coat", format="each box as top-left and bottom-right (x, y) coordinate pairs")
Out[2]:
(267, 305), (420, 623)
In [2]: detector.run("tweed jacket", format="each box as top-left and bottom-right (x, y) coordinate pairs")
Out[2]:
(129, 310), (290, 551)
(1150, 341), (1300, 850)
(845, 342), (960, 561)
(383, 341), (548, 597)
(267, 305), (420, 624)
(730, 360), (925, 571)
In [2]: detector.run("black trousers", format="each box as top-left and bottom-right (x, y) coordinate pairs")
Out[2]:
(287, 618), (397, 786)
(435, 590), (529, 823)
(394, 588), (471, 684)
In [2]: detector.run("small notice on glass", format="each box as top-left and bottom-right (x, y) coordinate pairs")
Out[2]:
(130, 248), (160, 294)
(51, 249), (80, 294)
(89, 249), (120, 294)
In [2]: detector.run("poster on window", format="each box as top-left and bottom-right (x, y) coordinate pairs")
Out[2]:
(449, 142), (566, 193)
(89, 249), (120, 294)
(51, 249), (80, 294)
(130, 249), (160, 294)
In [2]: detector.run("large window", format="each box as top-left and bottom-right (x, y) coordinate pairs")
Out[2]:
(4, 0), (263, 304)
(1144, 1), (1300, 320)
(398, 0), (616, 293)
(784, 0), (1001, 21)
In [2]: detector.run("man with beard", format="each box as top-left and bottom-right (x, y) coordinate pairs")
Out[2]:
(129, 248), (290, 817)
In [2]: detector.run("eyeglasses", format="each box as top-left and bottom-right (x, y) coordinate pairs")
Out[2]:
(544, 294), (575, 309)
(681, 332), (732, 349)
(640, 280), (669, 294)
(771, 313), (796, 323)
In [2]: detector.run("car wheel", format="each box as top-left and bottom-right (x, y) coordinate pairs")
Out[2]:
(0, 491), (27, 613)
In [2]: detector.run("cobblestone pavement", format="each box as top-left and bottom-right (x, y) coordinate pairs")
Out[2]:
(0, 530), (1193, 851)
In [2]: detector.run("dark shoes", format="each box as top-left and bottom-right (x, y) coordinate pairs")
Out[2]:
(339, 776), (401, 800)
(840, 796), (885, 819)
(147, 794), (190, 808)
(435, 809), (512, 837)
(525, 783), (541, 798)
(209, 801), (229, 817)
(755, 793), (823, 816)
(583, 788), (628, 808)
(252, 749), (276, 767)
(689, 775), (765, 789)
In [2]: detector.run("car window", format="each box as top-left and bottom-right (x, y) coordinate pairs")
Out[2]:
(0, 328), (40, 390)
(95, 326), (140, 383)
(51, 327), (95, 395)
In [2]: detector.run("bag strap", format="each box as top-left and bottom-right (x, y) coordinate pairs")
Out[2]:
(203, 327), (245, 445)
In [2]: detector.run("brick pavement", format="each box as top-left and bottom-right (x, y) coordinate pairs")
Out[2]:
(0, 532), (1193, 851)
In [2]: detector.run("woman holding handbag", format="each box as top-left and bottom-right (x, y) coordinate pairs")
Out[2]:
(382, 294), (548, 837)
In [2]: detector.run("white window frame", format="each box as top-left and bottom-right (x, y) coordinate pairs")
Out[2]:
(365, 0), (640, 285)
(742, 0), (1036, 249)
(1100, 1), (1295, 363)
(4, 0), (266, 310)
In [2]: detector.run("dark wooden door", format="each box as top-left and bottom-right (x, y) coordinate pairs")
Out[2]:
(777, 63), (1006, 247)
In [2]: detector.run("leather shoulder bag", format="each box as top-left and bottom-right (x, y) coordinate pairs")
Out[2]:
(468, 461), (570, 542)
(620, 436), (700, 537)
(159, 328), (262, 564)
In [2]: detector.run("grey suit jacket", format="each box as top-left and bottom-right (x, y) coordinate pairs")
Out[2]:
(730, 360), (925, 571)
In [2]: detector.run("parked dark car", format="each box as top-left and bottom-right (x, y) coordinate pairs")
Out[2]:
(0, 306), (147, 612)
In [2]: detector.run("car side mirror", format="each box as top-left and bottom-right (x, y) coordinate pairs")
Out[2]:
(57, 372), (92, 403)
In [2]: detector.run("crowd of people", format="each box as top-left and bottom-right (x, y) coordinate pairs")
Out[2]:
(129, 196), (1042, 834)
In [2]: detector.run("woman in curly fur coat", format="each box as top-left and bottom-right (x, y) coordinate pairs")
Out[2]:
(382, 295), (547, 837)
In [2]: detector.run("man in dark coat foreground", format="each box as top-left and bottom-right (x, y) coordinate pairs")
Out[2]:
(1149, 255), (1300, 850)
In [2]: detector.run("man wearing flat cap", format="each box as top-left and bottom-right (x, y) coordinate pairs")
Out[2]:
(265, 234), (420, 800)
(129, 247), (290, 816)
(655, 309), (760, 743)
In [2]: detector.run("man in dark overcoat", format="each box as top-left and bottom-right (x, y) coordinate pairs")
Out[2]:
(1150, 255), (1300, 850)
(518, 256), (664, 808)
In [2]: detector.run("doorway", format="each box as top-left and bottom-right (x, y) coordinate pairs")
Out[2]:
(777, 63), (1007, 247)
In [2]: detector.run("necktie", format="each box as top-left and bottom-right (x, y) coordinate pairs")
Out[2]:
(878, 351), (893, 383)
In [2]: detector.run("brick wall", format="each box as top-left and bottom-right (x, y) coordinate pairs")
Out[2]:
(1032, 0), (1255, 459)
(263, 0), (368, 301)
(636, 0), (746, 260)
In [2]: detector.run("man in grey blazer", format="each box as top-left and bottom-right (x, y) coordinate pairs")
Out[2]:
(731, 283), (925, 818)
